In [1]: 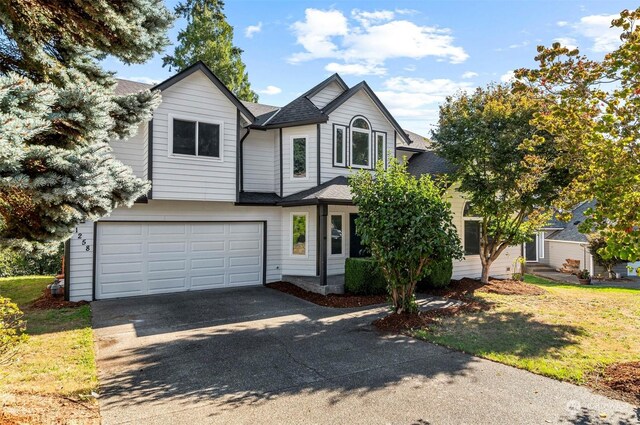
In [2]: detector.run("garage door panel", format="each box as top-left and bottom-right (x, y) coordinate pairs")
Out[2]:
(229, 255), (261, 267)
(191, 258), (225, 269)
(148, 224), (187, 236)
(191, 223), (225, 235)
(101, 243), (143, 255)
(99, 224), (143, 236)
(231, 223), (261, 234)
(229, 239), (260, 251)
(148, 241), (187, 254)
(229, 271), (260, 284)
(100, 262), (142, 274)
(148, 259), (187, 272)
(100, 282), (144, 297)
(191, 240), (225, 252)
(96, 221), (263, 299)
(148, 277), (188, 292)
(190, 275), (225, 289)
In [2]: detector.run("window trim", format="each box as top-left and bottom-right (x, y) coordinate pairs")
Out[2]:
(374, 130), (387, 169)
(168, 113), (224, 162)
(290, 135), (309, 180)
(463, 201), (482, 257)
(333, 124), (347, 167)
(290, 212), (309, 257)
(349, 115), (372, 169)
(328, 213), (346, 257)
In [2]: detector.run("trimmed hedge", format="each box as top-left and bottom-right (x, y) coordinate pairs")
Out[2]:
(344, 257), (386, 295)
(418, 257), (453, 289)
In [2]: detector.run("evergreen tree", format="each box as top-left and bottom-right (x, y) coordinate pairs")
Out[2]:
(163, 0), (259, 102)
(0, 0), (173, 253)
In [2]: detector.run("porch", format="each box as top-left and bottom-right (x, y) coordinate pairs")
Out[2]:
(282, 274), (345, 295)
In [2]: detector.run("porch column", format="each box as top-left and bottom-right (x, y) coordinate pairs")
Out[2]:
(318, 203), (328, 286)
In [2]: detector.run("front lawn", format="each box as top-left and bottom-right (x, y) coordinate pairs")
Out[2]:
(0, 276), (99, 423)
(415, 275), (640, 401)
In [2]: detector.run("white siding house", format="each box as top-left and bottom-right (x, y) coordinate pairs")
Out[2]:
(66, 63), (520, 301)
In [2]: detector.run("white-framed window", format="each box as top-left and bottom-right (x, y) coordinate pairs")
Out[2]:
(329, 213), (345, 256)
(168, 114), (223, 160)
(350, 116), (371, 169)
(333, 124), (347, 167)
(290, 135), (308, 179)
(374, 131), (387, 167)
(463, 201), (481, 256)
(291, 212), (308, 256)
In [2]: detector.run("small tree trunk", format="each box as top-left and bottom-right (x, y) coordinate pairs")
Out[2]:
(480, 259), (492, 284)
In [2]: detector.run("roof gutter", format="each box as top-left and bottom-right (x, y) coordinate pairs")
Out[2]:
(239, 128), (251, 192)
(396, 146), (428, 153)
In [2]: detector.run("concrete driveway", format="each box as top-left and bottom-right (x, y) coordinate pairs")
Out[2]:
(92, 287), (639, 425)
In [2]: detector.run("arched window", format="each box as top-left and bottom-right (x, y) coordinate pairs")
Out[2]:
(463, 201), (481, 256)
(350, 116), (371, 168)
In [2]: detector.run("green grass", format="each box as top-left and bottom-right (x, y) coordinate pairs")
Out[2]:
(415, 274), (640, 384)
(0, 276), (97, 396)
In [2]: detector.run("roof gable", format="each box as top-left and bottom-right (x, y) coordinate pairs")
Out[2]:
(301, 73), (348, 99)
(153, 61), (255, 121)
(322, 82), (410, 145)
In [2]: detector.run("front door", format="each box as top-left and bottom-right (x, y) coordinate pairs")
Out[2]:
(349, 213), (368, 258)
(525, 234), (538, 262)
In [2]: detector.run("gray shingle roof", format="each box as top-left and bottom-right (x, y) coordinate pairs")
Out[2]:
(406, 151), (457, 178)
(403, 129), (431, 151)
(546, 200), (596, 243)
(242, 101), (280, 126)
(115, 79), (152, 95)
(262, 96), (327, 128)
(279, 176), (352, 205)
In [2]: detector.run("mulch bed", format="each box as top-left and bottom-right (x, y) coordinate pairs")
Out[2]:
(0, 392), (99, 425)
(266, 281), (387, 308)
(29, 288), (88, 310)
(373, 301), (489, 334)
(598, 362), (640, 405)
(419, 277), (546, 301)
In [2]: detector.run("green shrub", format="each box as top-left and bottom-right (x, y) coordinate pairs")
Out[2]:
(419, 257), (453, 289)
(344, 257), (387, 295)
(0, 297), (27, 365)
(0, 243), (63, 277)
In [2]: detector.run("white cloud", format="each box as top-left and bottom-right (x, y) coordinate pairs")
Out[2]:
(376, 76), (473, 128)
(508, 40), (529, 49)
(288, 8), (468, 75)
(500, 70), (515, 83)
(553, 37), (578, 50)
(557, 20), (569, 27)
(259, 85), (282, 95)
(123, 76), (160, 85)
(289, 9), (348, 63)
(351, 9), (395, 26)
(404, 64), (417, 72)
(325, 62), (386, 76)
(574, 14), (620, 52)
(245, 22), (262, 38)
(462, 71), (478, 79)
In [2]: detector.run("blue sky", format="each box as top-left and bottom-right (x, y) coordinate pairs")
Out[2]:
(103, 0), (632, 136)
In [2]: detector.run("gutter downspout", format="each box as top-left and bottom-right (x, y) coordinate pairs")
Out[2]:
(239, 128), (251, 193)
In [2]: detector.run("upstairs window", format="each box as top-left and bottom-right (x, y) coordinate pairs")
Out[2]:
(375, 132), (386, 166)
(170, 116), (222, 159)
(350, 117), (371, 168)
(463, 201), (481, 256)
(291, 136), (307, 179)
(333, 125), (346, 166)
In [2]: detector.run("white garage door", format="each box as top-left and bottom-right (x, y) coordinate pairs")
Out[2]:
(96, 222), (263, 299)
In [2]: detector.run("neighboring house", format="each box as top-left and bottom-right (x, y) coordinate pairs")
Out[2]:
(531, 201), (628, 277)
(66, 62), (519, 301)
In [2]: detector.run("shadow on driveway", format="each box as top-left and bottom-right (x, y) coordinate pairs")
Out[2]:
(92, 286), (639, 425)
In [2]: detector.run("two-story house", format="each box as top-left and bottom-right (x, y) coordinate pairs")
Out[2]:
(66, 62), (519, 301)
